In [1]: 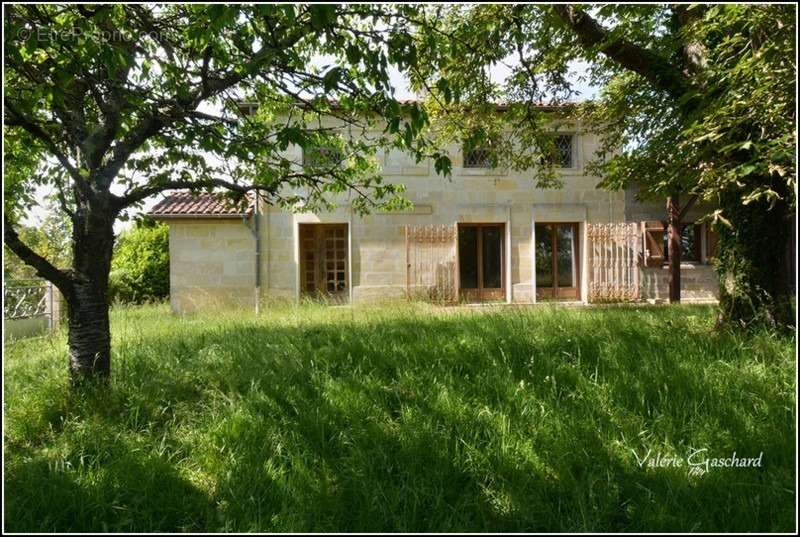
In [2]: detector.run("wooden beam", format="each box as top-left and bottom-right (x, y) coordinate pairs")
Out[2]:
(667, 195), (682, 303)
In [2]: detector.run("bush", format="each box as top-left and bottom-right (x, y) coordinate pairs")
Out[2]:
(109, 219), (169, 304)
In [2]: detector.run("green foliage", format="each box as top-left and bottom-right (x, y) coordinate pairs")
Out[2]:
(108, 220), (169, 304)
(410, 4), (796, 326)
(4, 303), (795, 532)
(410, 4), (795, 208)
(3, 129), (42, 221)
(3, 205), (72, 282)
(4, 4), (454, 374)
(3, 4), (449, 221)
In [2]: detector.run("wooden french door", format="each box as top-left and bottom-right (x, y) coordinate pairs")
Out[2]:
(535, 222), (580, 300)
(299, 224), (348, 302)
(458, 223), (505, 302)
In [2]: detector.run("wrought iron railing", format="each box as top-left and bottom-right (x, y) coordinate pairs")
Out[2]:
(3, 280), (58, 332)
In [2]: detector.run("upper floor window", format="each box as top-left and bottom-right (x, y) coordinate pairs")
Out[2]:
(463, 146), (493, 169)
(543, 134), (574, 169)
(302, 146), (344, 168)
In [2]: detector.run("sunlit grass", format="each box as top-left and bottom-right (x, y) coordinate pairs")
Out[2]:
(3, 302), (796, 532)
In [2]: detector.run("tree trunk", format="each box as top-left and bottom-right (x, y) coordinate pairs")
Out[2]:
(667, 194), (682, 303)
(715, 181), (794, 329)
(65, 208), (116, 383)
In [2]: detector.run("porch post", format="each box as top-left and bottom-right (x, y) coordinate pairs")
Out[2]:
(293, 218), (300, 304)
(348, 210), (354, 305)
(667, 194), (681, 303)
(506, 204), (512, 304)
(530, 209), (537, 304)
(580, 222), (589, 303)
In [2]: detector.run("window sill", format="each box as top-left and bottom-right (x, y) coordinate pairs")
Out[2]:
(659, 261), (708, 269)
(457, 167), (509, 177)
(556, 167), (584, 176)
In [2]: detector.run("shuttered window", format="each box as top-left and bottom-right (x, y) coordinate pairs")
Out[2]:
(644, 222), (704, 266)
(643, 221), (665, 267)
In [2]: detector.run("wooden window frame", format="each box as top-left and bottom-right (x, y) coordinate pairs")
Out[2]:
(298, 223), (349, 302)
(535, 222), (581, 300)
(457, 222), (506, 302)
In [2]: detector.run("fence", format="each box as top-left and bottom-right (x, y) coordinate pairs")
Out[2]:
(587, 222), (641, 302)
(405, 224), (458, 303)
(400, 221), (662, 305)
(3, 279), (61, 340)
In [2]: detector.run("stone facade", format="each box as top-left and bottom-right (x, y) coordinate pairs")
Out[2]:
(157, 123), (720, 312)
(640, 265), (719, 303)
(167, 219), (257, 312)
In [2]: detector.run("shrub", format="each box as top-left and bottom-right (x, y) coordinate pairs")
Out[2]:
(109, 219), (169, 304)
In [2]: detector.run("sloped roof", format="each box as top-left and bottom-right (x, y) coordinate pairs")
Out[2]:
(148, 192), (253, 218)
(235, 99), (578, 115)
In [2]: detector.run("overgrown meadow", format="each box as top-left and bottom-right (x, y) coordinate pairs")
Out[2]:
(4, 302), (796, 532)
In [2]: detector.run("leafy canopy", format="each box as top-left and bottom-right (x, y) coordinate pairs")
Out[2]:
(3, 4), (451, 227)
(408, 4), (796, 214)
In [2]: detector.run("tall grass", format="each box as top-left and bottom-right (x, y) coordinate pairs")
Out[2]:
(3, 302), (796, 532)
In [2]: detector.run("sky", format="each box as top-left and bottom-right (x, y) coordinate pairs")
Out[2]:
(23, 61), (597, 232)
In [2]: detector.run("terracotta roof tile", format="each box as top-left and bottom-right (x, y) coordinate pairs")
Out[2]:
(148, 192), (254, 218)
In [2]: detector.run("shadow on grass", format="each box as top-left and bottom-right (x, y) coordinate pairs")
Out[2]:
(5, 437), (213, 532)
(4, 306), (796, 532)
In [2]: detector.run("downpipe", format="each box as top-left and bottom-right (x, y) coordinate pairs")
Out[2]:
(243, 193), (261, 314)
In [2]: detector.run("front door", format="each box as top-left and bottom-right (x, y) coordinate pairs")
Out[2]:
(458, 223), (505, 302)
(535, 222), (580, 300)
(299, 224), (348, 302)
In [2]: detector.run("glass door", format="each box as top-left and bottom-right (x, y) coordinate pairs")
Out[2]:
(299, 224), (348, 302)
(458, 223), (505, 302)
(535, 223), (579, 300)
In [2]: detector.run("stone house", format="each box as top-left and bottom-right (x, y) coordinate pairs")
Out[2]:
(149, 106), (719, 313)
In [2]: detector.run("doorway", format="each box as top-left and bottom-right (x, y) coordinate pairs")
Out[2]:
(299, 223), (348, 302)
(535, 222), (580, 300)
(458, 223), (505, 302)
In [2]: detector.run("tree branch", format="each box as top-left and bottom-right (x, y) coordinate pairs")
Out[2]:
(4, 98), (86, 187)
(98, 21), (307, 190)
(112, 178), (280, 208)
(678, 193), (698, 221)
(4, 216), (73, 295)
(671, 4), (708, 78)
(553, 5), (689, 99)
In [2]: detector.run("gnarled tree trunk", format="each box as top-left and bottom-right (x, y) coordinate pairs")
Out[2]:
(64, 207), (116, 382)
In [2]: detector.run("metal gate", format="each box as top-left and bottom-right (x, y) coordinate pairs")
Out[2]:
(404, 224), (457, 303)
(4, 279), (61, 340)
(587, 223), (640, 302)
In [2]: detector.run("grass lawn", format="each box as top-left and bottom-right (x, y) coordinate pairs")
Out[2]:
(3, 302), (796, 532)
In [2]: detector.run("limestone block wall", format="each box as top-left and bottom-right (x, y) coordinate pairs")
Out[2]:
(166, 123), (702, 311)
(168, 219), (256, 312)
(247, 126), (627, 305)
(639, 264), (720, 303)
